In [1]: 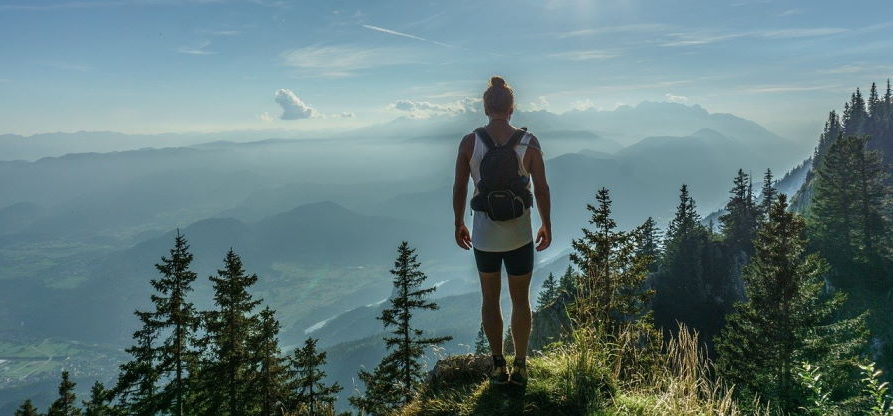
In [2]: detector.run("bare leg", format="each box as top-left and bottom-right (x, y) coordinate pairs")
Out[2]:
(478, 271), (503, 356)
(507, 272), (532, 360)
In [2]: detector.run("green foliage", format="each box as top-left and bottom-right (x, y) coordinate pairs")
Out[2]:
(758, 168), (777, 224)
(16, 399), (41, 416)
(808, 134), (892, 289)
(473, 325), (489, 355)
(859, 362), (892, 416)
(350, 242), (452, 415)
(83, 381), (114, 416)
(197, 248), (264, 416)
(289, 337), (342, 415)
(113, 230), (200, 416)
(48, 371), (81, 416)
(536, 272), (559, 310)
(634, 217), (661, 273)
(251, 307), (290, 416)
(569, 188), (652, 330)
(720, 169), (759, 255)
(715, 195), (868, 414)
(797, 362), (836, 415)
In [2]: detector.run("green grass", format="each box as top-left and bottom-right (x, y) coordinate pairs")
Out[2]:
(402, 325), (761, 416)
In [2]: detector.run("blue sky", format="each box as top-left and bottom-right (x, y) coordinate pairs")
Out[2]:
(1, 0), (892, 141)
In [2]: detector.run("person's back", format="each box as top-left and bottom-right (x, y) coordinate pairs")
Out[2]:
(452, 76), (552, 386)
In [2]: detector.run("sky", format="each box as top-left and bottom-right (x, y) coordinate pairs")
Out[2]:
(1, 0), (892, 142)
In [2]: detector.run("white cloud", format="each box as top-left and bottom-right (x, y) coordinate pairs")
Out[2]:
(665, 93), (689, 103)
(275, 89), (316, 120)
(258, 112), (274, 122)
(549, 49), (617, 61)
(554, 23), (673, 38)
(281, 45), (416, 78)
(777, 9), (802, 17)
(526, 96), (550, 111)
(389, 97), (480, 119)
(177, 40), (215, 55)
(570, 99), (595, 111)
(660, 27), (847, 47)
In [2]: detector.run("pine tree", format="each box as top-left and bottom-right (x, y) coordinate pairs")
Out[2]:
(350, 242), (452, 415)
(715, 195), (868, 413)
(809, 135), (892, 288)
(113, 231), (199, 416)
(48, 371), (81, 416)
(199, 248), (263, 416)
(536, 272), (559, 310)
(16, 399), (41, 416)
(720, 169), (759, 255)
(758, 168), (777, 223)
(635, 216), (661, 272)
(83, 382), (113, 416)
(473, 324), (489, 355)
(289, 337), (342, 415)
(844, 88), (869, 135)
(251, 307), (290, 416)
(557, 265), (576, 296)
(568, 188), (652, 330)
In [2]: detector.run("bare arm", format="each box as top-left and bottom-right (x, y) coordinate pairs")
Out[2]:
(526, 136), (552, 251)
(452, 134), (474, 249)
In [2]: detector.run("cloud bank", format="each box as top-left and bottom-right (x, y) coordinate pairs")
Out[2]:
(389, 97), (480, 119)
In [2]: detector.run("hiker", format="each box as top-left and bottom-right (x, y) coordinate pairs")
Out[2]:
(452, 76), (552, 386)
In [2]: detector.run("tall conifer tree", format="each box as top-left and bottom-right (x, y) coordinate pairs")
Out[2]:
(350, 242), (452, 415)
(635, 217), (661, 272)
(716, 195), (867, 413)
(199, 249), (262, 416)
(720, 169), (759, 255)
(536, 272), (559, 310)
(113, 230), (198, 416)
(809, 135), (892, 288)
(568, 188), (652, 330)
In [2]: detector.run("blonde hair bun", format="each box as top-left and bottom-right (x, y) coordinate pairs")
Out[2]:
(490, 76), (507, 88)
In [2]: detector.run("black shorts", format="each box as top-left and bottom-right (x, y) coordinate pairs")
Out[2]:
(473, 242), (534, 276)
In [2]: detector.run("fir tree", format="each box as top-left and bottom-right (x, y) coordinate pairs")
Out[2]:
(809, 135), (892, 288)
(557, 265), (576, 296)
(199, 248), (263, 416)
(568, 188), (652, 330)
(289, 337), (342, 415)
(843, 88), (869, 135)
(350, 242), (452, 415)
(635, 216), (661, 272)
(83, 382), (113, 416)
(251, 307), (290, 416)
(16, 399), (41, 416)
(113, 231), (199, 416)
(716, 195), (868, 413)
(758, 168), (777, 223)
(473, 324), (489, 355)
(48, 371), (81, 416)
(720, 169), (759, 255)
(536, 272), (559, 310)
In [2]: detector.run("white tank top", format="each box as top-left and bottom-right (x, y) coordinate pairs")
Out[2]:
(469, 129), (535, 252)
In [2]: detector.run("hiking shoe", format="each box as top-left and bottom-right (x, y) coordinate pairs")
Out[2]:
(489, 355), (509, 385)
(509, 359), (528, 386)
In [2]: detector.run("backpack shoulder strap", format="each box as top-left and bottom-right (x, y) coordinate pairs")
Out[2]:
(474, 127), (497, 150)
(504, 127), (528, 148)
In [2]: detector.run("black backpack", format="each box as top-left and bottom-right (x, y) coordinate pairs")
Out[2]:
(470, 127), (533, 221)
